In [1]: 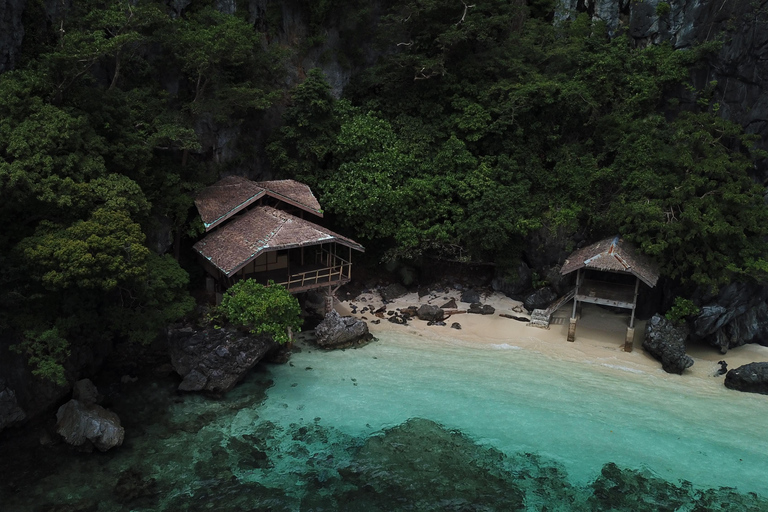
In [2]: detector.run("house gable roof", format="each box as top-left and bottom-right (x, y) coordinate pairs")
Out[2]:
(256, 179), (323, 217)
(193, 205), (364, 277)
(195, 176), (265, 232)
(560, 236), (659, 287)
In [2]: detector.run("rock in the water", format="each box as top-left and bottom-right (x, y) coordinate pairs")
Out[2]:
(523, 287), (558, 312)
(168, 326), (277, 393)
(642, 315), (694, 374)
(724, 362), (768, 395)
(315, 310), (372, 348)
(380, 283), (408, 302)
(56, 399), (124, 452)
(417, 304), (445, 322)
(72, 379), (101, 405)
(0, 379), (26, 433)
(460, 289), (481, 304)
(468, 303), (495, 315)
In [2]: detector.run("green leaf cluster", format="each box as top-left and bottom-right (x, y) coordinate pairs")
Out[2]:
(217, 280), (302, 344)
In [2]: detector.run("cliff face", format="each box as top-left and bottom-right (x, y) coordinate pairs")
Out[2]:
(558, 0), (768, 177)
(0, 0), (25, 73)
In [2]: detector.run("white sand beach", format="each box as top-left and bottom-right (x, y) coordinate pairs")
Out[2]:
(335, 289), (768, 385)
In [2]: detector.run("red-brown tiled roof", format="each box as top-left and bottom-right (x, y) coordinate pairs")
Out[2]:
(195, 176), (265, 231)
(256, 179), (323, 217)
(193, 206), (363, 277)
(560, 236), (659, 287)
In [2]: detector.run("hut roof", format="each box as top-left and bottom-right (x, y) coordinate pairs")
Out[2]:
(193, 206), (364, 277)
(195, 176), (265, 232)
(560, 236), (659, 287)
(256, 179), (323, 217)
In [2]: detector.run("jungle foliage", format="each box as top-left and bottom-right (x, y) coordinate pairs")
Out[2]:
(271, 0), (768, 291)
(217, 280), (302, 344)
(2, 0), (768, 383)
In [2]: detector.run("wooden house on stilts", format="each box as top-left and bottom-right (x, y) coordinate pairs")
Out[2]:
(192, 176), (364, 306)
(557, 236), (659, 351)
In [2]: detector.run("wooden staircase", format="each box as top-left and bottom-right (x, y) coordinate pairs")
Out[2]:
(529, 288), (575, 329)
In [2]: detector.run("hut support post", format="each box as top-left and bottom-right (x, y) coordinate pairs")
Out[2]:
(568, 269), (581, 342)
(624, 277), (640, 352)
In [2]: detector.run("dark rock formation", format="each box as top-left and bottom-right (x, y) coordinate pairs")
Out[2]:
(380, 283), (408, 302)
(0, 0), (25, 73)
(724, 362), (768, 395)
(314, 311), (371, 348)
(691, 282), (768, 353)
(56, 399), (124, 452)
(0, 378), (26, 433)
(451, 322), (462, 330)
(460, 289), (481, 304)
(492, 262), (533, 298)
(440, 298), (457, 309)
(416, 304), (445, 322)
(643, 314), (694, 374)
(72, 378), (101, 405)
(468, 303), (496, 315)
(168, 326), (277, 393)
(523, 287), (558, 312)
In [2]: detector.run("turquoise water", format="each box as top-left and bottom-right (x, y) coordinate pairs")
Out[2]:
(2, 330), (767, 510)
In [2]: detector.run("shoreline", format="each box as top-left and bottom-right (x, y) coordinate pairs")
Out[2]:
(334, 289), (768, 388)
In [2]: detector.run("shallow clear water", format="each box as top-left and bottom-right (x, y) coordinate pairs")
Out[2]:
(2, 330), (768, 511)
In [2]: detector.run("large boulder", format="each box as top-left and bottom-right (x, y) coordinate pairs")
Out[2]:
(168, 327), (277, 393)
(492, 262), (533, 298)
(416, 304), (445, 322)
(691, 282), (768, 353)
(523, 287), (558, 312)
(643, 315), (694, 374)
(56, 399), (124, 452)
(460, 289), (482, 304)
(315, 311), (372, 348)
(724, 363), (768, 395)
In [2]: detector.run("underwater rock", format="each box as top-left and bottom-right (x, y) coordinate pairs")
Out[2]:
(168, 327), (276, 393)
(314, 310), (372, 349)
(643, 315), (694, 375)
(113, 468), (158, 507)
(416, 304), (444, 322)
(724, 362), (768, 395)
(56, 399), (124, 452)
(468, 303), (495, 315)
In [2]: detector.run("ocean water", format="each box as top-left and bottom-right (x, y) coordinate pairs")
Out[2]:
(2, 330), (768, 511)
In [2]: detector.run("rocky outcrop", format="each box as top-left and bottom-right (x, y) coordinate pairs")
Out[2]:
(492, 262), (533, 298)
(643, 314), (694, 374)
(460, 289), (481, 304)
(691, 282), (768, 353)
(524, 287), (558, 312)
(416, 304), (445, 322)
(0, 378), (26, 432)
(380, 283), (408, 302)
(168, 327), (277, 393)
(556, 0), (768, 166)
(315, 310), (372, 348)
(724, 362), (768, 395)
(56, 399), (124, 452)
(0, 0), (25, 73)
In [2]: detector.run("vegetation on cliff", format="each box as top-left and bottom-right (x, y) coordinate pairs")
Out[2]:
(1, 0), (767, 383)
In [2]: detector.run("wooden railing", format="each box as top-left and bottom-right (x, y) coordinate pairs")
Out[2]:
(275, 250), (352, 290)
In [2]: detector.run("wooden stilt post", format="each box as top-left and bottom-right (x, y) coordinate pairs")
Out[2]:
(568, 269), (581, 342)
(625, 277), (641, 352)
